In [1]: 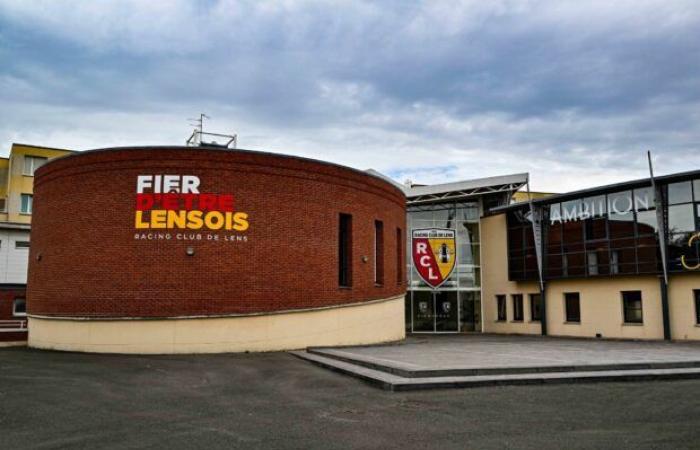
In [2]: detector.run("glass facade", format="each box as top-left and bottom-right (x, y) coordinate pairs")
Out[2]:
(406, 202), (481, 332)
(507, 176), (700, 281)
(667, 180), (700, 271)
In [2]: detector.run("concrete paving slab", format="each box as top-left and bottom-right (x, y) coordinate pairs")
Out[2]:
(308, 334), (700, 376)
(291, 349), (700, 392)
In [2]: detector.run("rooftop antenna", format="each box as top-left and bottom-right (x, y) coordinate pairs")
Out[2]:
(186, 113), (237, 149)
(188, 113), (210, 135)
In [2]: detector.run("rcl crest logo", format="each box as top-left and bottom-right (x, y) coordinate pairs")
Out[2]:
(412, 228), (457, 288)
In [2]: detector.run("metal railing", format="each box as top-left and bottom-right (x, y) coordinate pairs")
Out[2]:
(0, 320), (27, 332)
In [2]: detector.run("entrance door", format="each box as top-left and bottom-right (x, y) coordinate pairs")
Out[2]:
(434, 291), (459, 332)
(410, 290), (459, 333)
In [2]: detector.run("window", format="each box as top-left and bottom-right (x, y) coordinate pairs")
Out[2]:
(668, 204), (695, 233)
(695, 290), (700, 325)
(396, 227), (403, 284)
(338, 214), (352, 287)
(496, 295), (507, 321)
(622, 291), (643, 324)
(0, 197), (6, 212)
(23, 156), (48, 176)
(15, 241), (30, 249)
(530, 293), (542, 321)
(667, 181), (693, 205)
(374, 220), (384, 285)
(586, 251), (599, 275)
(564, 292), (580, 323)
(610, 250), (620, 274)
(13, 298), (26, 317)
(20, 194), (33, 214)
(512, 294), (523, 321)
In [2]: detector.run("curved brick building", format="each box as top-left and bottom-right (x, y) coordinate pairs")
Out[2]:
(26, 147), (406, 353)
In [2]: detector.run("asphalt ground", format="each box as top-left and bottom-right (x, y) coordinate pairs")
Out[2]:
(1, 346), (700, 449)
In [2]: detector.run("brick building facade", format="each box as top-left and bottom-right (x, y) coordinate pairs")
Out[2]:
(27, 147), (407, 353)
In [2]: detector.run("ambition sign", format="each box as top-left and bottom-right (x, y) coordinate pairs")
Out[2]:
(549, 191), (652, 224)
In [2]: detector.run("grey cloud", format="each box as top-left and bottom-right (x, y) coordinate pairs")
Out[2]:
(0, 0), (699, 192)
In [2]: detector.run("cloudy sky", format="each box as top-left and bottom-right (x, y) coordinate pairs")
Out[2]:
(0, 1), (698, 192)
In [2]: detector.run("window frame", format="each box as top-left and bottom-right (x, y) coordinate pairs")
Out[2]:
(529, 293), (542, 322)
(396, 227), (403, 285)
(511, 294), (524, 322)
(12, 298), (27, 317)
(496, 295), (507, 321)
(338, 213), (353, 288)
(20, 194), (33, 214)
(374, 220), (384, 286)
(23, 155), (48, 176)
(564, 292), (581, 323)
(621, 291), (644, 324)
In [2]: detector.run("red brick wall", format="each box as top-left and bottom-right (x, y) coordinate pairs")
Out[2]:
(27, 147), (406, 318)
(0, 287), (27, 341)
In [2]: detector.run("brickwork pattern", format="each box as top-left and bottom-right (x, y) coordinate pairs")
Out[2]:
(0, 286), (27, 341)
(27, 147), (406, 318)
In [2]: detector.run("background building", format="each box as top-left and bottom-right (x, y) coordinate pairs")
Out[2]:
(483, 171), (700, 340)
(0, 144), (73, 344)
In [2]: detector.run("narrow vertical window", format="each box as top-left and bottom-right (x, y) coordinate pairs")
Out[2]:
(564, 292), (581, 323)
(530, 293), (542, 321)
(512, 294), (524, 321)
(339, 213), (352, 287)
(496, 295), (507, 321)
(695, 290), (700, 325)
(396, 227), (403, 284)
(20, 194), (33, 214)
(622, 291), (643, 324)
(610, 250), (620, 275)
(587, 251), (598, 275)
(374, 220), (384, 285)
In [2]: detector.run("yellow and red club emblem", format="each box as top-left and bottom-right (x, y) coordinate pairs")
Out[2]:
(411, 228), (457, 288)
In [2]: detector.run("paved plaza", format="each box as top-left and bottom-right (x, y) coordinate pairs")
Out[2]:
(293, 334), (700, 389)
(2, 345), (700, 449)
(310, 334), (700, 373)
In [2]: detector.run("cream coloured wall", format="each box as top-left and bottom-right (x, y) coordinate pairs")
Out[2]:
(546, 276), (664, 340)
(668, 273), (700, 340)
(28, 295), (405, 354)
(481, 213), (668, 340)
(481, 214), (542, 335)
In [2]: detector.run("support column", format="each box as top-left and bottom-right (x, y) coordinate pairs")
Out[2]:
(660, 277), (671, 340)
(540, 282), (548, 336)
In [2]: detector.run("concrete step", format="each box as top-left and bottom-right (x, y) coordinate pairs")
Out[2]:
(290, 350), (700, 392)
(306, 347), (700, 378)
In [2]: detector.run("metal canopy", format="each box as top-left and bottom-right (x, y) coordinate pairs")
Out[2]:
(404, 173), (528, 205)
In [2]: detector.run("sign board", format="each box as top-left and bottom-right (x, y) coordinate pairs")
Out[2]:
(132, 174), (249, 243)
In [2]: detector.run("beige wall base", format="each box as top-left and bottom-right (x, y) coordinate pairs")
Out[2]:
(545, 276), (664, 340)
(28, 295), (406, 354)
(0, 341), (27, 347)
(668, 273), (700, 341)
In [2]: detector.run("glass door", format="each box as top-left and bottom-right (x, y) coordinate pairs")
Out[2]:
(409, 290), (460, 333)
(435, 291), (459, 332)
